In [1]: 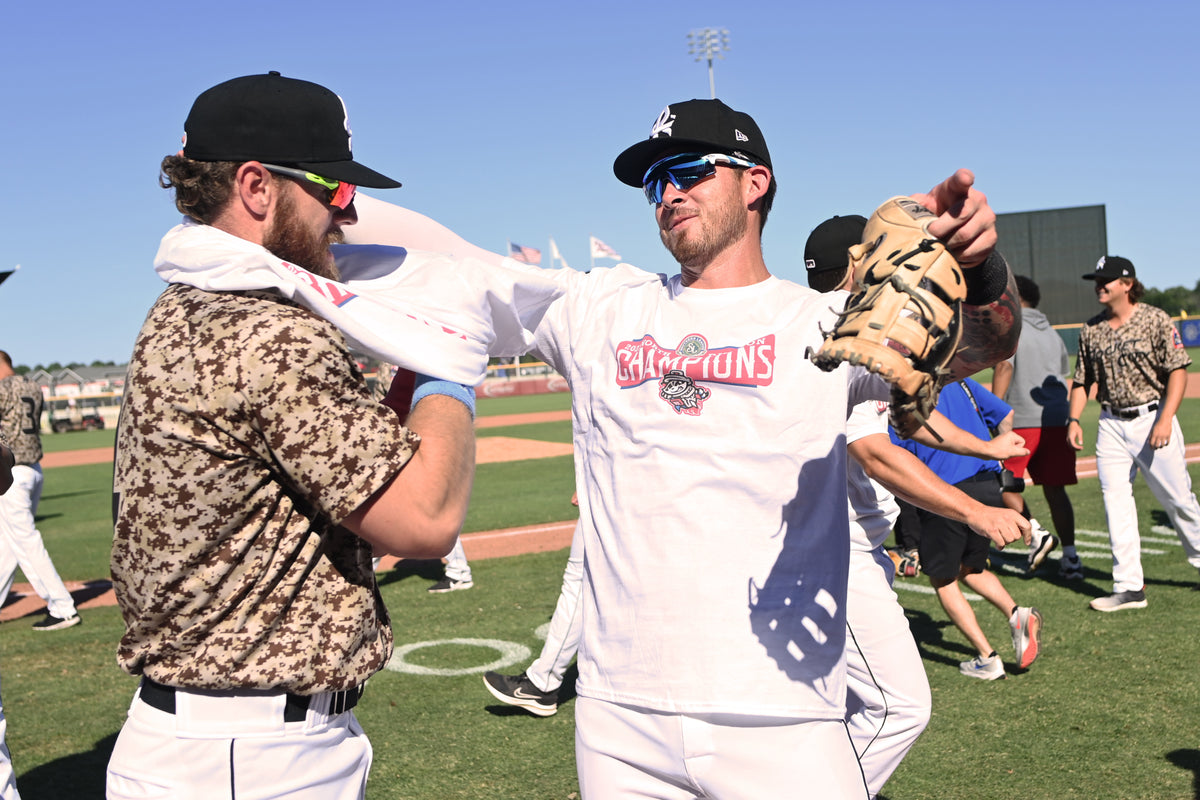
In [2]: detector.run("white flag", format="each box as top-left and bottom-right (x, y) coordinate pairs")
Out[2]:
(549, 238), (569, 269)
(590, 236), (621, 261)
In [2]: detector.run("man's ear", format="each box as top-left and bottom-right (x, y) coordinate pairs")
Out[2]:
(743, 164), (771, 207)
(234, 161), (275, 219)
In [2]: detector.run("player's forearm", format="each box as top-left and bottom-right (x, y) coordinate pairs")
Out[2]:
(344, 395), (476, 557)
(950, 255), (1022, 378)
(852, 438), (976, 521)
(912, 410), (993, 457)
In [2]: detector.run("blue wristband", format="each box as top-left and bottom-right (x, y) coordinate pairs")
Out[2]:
(411, 374), (476, 418)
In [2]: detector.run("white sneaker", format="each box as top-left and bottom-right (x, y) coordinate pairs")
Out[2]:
(1089, 589), (1147, 612)
(1027, 520), (1059, 572)
(959, 652), (1006, 681)
(1009, 606), (1043, 669)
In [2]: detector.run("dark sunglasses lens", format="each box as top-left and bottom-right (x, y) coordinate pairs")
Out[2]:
(643, 158), (714, 204)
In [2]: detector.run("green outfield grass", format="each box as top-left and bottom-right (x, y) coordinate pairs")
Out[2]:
(5, 390), (1200, 798)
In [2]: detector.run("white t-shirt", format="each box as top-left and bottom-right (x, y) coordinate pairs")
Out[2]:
(532, 264), (886, 720)
(845, 401), (902, 552)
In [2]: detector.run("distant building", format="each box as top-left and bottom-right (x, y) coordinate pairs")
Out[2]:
(31, 365), (127, 432)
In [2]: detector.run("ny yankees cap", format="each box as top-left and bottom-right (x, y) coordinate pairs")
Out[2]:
(1083, 255), (1136, 281)
(804, 215), (867, 274)
(613, 99), (773, 186)
(182, 72), (401, 189)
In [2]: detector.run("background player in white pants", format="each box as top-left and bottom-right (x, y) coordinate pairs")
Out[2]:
(1068, 255), (1200, 611)
(0, 439), (21, 800)
(806, 216), (1029, 795)
(0, 351), (80, 631)
(484, 517), (584, 716)
(428, 537), (474, 593)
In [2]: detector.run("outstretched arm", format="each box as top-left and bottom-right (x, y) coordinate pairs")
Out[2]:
(850, 433), (1029, 547)
(911, 410), (1027, 461)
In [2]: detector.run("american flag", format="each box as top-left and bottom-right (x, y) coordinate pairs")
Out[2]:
(508, 242), (542, 265)
(589, 236), (621, 261)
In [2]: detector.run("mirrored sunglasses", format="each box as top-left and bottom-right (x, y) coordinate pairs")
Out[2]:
(262, 163), (357, 210)
(641, 152), (758, 205)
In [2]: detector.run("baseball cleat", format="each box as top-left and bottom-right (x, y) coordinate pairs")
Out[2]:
(427, 577), (473, 593)
(1009, 606), (1043, 669)
(483, 671), (559, 716)
(1089, 589), (1147, 612)
(32, 613), (81, 631)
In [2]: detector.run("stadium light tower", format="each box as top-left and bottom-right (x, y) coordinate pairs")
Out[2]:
(687, 28), (730, 99)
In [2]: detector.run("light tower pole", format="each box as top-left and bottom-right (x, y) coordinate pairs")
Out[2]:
(687, 28), (729, 99)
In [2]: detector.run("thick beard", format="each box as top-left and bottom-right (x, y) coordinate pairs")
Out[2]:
(262, 189), (344, 281)
(659, 194), (746, 269)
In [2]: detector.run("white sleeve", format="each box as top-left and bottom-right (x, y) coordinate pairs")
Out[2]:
(846, 400), (888, 445)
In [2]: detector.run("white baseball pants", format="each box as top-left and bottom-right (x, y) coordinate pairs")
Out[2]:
(106, 685), (371, 800)
(845, 546), (931, 797)
(0, 465), (77, 620)
(1095, 411), (1200, 593)
(575, 696), (868, 798)
(526, 521), (584, 693)
(444, 537), (472, 582)
(0, 677), (19, 800)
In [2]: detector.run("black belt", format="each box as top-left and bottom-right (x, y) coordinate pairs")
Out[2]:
(138, 677), (362, 722)
(1103, 402), (1158, 420)
(958, 471), (1001, 484)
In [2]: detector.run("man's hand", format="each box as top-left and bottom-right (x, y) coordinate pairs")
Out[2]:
(984, 430), (1028, 461)
(910, 168), (997, 268)
(1149, 417), (1174, 449)
(969, 503), (1032, 548)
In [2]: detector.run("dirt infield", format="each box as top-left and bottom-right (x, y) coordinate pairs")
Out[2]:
(40, 410), (575, 469)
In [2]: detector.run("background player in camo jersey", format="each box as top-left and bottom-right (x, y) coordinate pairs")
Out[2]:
(0, 350), (80, 631)
(106, 73), (476, 800)
(1068, 255), (1200, 611)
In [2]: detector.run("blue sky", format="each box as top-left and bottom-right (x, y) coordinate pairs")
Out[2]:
(2, 0), (1196, 368)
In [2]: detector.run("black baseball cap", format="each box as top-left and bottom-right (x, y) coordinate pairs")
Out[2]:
(1082, 255), (1136, 281)
(613, 99), (772, 186)
(804, 215), (867, 274)
(182, 72), (401, 189)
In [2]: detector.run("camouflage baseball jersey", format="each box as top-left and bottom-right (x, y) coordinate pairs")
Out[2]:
(0, 373), (44, 466)
(1072, 303), (1192, 409)
(112, 284), (418, 694)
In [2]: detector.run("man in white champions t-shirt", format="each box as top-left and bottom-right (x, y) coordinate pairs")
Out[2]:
(347, 99), (1024, 798)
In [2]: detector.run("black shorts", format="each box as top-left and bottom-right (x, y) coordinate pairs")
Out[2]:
(917, 472), (1004, 581)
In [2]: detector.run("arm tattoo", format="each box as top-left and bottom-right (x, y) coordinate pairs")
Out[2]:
(949, 268), (1021, 379)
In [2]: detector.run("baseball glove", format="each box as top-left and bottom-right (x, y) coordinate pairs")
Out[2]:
(809, 196), (965, 439)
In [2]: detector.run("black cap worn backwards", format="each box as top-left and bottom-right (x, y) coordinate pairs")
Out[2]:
(1082, 255), (1136, 281)
(182, 71), (401, 189)
(613, 99), (772, 187)
(804, 215), (868, 274)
